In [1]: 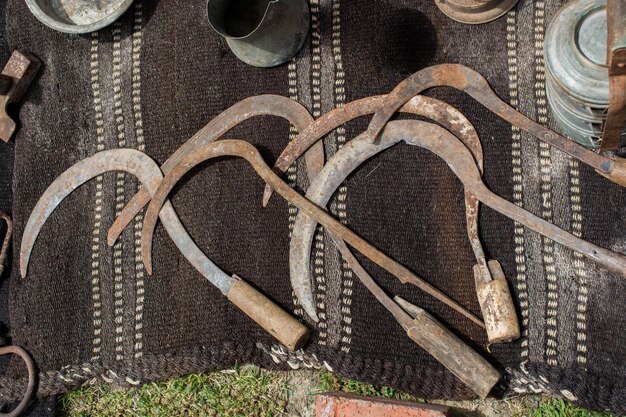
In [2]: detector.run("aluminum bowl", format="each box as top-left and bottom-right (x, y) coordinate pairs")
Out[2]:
(26, 0), (134, 34)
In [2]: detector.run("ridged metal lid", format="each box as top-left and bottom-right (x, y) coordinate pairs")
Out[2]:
(435, 0), (519, 24)
(545, 0), (609, 106)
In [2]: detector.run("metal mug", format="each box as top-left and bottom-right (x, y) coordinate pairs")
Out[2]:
(207, 0), (310, 68)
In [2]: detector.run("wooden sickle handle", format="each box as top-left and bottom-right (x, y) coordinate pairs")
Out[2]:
(400, 299), (501, 398)
(227, 277), (310, 351)
(599, 158), (626, 188)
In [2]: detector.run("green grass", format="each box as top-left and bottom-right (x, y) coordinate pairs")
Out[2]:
(58, 368), (622, 417)
(317, 371), (418, 401)
(59, 366), (289, 417)
(531, 398), (618, 417)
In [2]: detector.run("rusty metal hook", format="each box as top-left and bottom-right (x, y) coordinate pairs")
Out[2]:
(20, 149), (308, 350)
(106, 94), (323, 246)
(289, 120), (626, 288)
(140, 139), (486, 328)
(288, 118), (521, 341)
(0, 212), (11, 277)
(364, 64), (626, 187)
(0, 346), (36, 417)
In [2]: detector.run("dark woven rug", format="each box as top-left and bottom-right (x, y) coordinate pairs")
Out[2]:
(0, 0), (625, 413)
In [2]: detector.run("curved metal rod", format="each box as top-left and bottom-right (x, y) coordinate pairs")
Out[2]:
(141, 139), (486, 328)
(363, 64), (626, 187)
(107, 95), (319, 246)
(262, 94), (485, 205)
(20, 149), (235, 294)
(282, 96), (490, 320)
(299, 120), (626, 277)
(0, 212), (12, 273)
(0, 345), (36, 417)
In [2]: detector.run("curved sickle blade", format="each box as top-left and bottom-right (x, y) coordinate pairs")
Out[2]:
(262, 94), (485, 206)
(295, 119), (626, 291)
(364, 64), (618, 181)
(141, 139), (486, 327)
(107, 95), (318, 246)
(288, 98), (488, 321)
(20, 149), (234, 294)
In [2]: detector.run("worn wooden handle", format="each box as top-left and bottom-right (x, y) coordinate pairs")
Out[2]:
(474, 261), (521, 344)
(405, 307), (501, 398)
(598, 158), (626, 188)
(227, 277), (309, 351)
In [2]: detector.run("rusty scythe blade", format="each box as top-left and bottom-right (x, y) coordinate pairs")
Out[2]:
(140, 139), (486, 328)
(286, 95), (493, 322)
(20, 149), (233, 292)
(107, 95), (323, 245)
(20, 148), (309, 350)
(362, 64), (626, 187)
(288, 120), (626, 311)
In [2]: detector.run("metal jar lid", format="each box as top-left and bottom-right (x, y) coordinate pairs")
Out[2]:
(545, 0), (609, 107)
(435, 0), (519, 24)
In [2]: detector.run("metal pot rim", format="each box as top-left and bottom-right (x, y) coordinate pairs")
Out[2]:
(25, 0), (135, 34)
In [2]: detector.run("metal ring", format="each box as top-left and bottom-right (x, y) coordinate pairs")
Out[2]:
(0, 346), (36, 417)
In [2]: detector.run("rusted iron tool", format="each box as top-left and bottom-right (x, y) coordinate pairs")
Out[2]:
(20, 149), (309, 350)
(107, 95), (323, 246)
(363, 64), (626, 187)
(601, 0), (626, 151)
(0, 346), (36, 417)
(0, 51), (41, 143)
(282, 95), (519, 339)
(0, 212), (11, 277)
(0, 214), (36, 417)
(261, 95), (520, 341)
(140, 139), (486, 328)
(329, 235), (501, 398)
(288, 119), (626, 278)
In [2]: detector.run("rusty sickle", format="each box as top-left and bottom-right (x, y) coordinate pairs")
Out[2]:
(363, 64), (626, 188)
(332, 234), (501, 398)
(107, 95), (323, 245)
(0, 212), (12, 277)
(20, 149), (309, 351)
(263, 93), (485, 206)
(288, 120), (626, 289)
(140, 139), (486, 328)
(287, 97), (519, 341)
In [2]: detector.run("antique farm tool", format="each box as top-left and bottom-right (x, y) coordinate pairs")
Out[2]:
(364, 64), (626, 187)
(139, 139), (485, 328)
(281, 95), (519, 340)
(435, 0), (519, 24)
(107, 95), (323, 246)
(0, 346), (36, 417)
(545, 0), (626, 150)
(0, 51), (41, 143)
(602, 0), (626, 150)
(25, 0), (134, 34)
(330, 235), (501, 398)
(0, 214), (36, 417)
(285, 120), (626, 318)
(207, 0), (310, 67)
(0, 212), (11, 277)
(20, 149), (309, 350)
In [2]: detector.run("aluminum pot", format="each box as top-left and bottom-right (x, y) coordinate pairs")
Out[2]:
(545, 0), (626, 149)
(26, 0), (134, 34)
